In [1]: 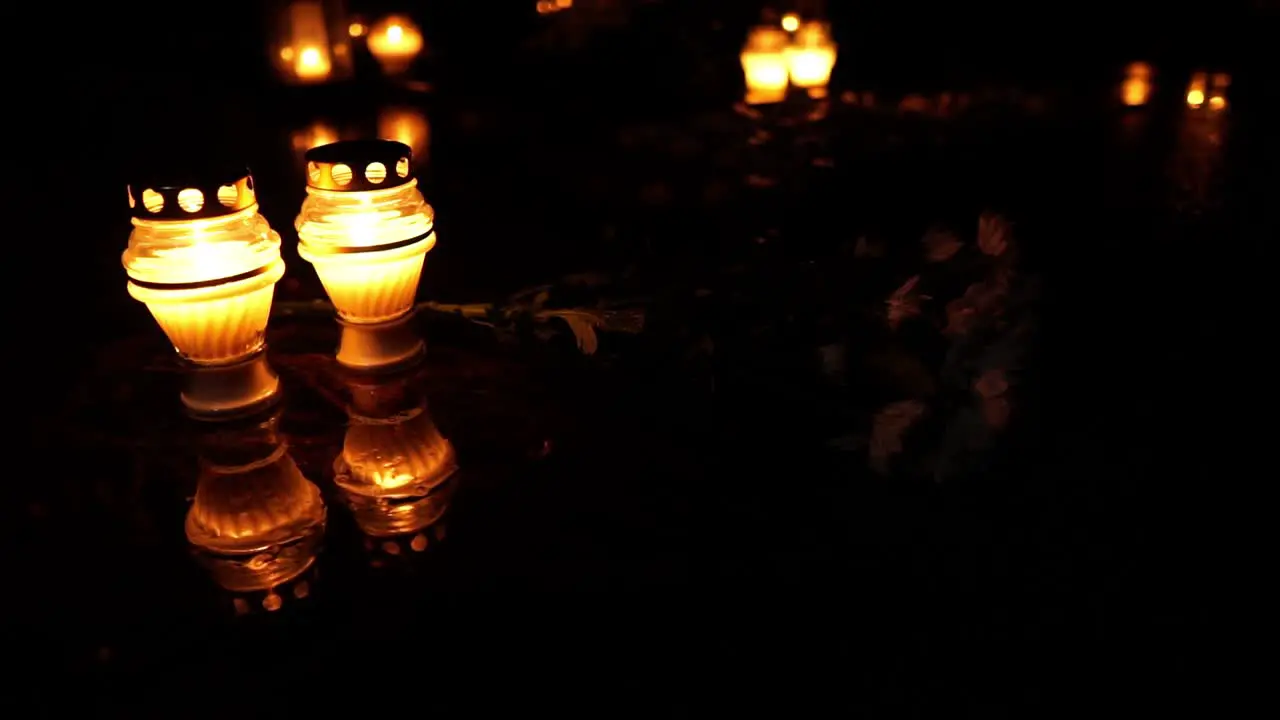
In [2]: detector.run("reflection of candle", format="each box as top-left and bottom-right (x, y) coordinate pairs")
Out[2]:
(187, 410), (326, 596)
(334, 373), (457, 539)
(1121, 61), (1152, 106)
(787, 22), (837, 90)
(377, 106), (430, 164)
(368, 15), (424, 75)
(741, 26), (790, 105)
(1186, 72), (1207, 108)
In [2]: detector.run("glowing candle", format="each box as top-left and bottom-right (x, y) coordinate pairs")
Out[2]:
(1186, 72), (1207, 108)
(270, 1), (351, 84)
(367, 14), (424, 75)
(781, 13), (800, 32)
(1121, 61), (1152, 107)
(123, 169), (286, 416)
(333, 371), (457, 539)
(742, 26), (791, 105)
(1207, 72), (1229, 111)
(296, 140), (436, 369)
(294, 45), (331, 80)
(186, 408), (326, 597)
(786, 21), (836, 93)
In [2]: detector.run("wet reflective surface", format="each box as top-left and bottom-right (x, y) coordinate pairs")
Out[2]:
(17, 4), (1263, 712)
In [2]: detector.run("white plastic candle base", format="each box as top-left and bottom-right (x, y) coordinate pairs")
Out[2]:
(182, 351), (281, 420)
(336, 312), (425, 372)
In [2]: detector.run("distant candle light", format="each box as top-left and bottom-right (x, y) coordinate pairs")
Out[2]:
(1120, 62), (1152, 107)
(295, 46), (330, 80)
(741, 26), (790, 105)
(781, 13), (800, 32)
(368, 15), (424, 75)
(1186, 72), (1207, 108)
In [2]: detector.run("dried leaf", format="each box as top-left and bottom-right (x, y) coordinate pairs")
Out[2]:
(552, 310), (603, 355)
(870, 400), (928, 473)
(922, 227), (963, 262)
(886, 275), (930, 329)
(973, 369), (1009, 399)
(978, 212), (1013, 256)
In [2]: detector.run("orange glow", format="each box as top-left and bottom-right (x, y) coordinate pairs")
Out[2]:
(377, 106), (430, 163)
(1122, 78), (1150, 106)
(1186, 72), (1207, 108)
(367, 15), (424, 74)
(291, 121), (339, 154)
(742, 26), (790, 104)
(781, 13), (800, 32)
(274, 1), (342, 84)
(1207, 72), (1230, 111)
(556, 0), (573, 7)
(348, 22), (365, 37)
(786, 22), (837, 90)
(1121, 62), (1152, 106)
(295, 45), (331, 80)
(536, 0), (554, 13)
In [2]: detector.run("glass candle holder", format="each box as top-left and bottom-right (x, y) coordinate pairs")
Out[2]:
(786, 21), (837, 92)
(186, 408), (326, 597)
(333, 371), (457, 539)
(367, 14), (424, 76)
(741, 26), (791, 105)
(267, 0), (354, 85)
(122, 168), (286, 417)
(296, 140), (436, 370)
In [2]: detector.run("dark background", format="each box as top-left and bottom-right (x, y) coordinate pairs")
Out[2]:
(6, 0), (1269, 711)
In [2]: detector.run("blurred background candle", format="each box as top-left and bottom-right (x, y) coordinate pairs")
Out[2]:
(786, 21), (837, 95)
(268, 0), (353, 85)
(296, 140), (437, 369)
(367, 14), (424, 76)
(186, 408), (325, 600)
(1186, 72), (1207, 108)
(1121, 61), (1152, 106)
(781, 13), (801, 32)
(741, 26), (790, 105)
(1207, 72), (1230, 110)
(122, 167), (286, 416)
